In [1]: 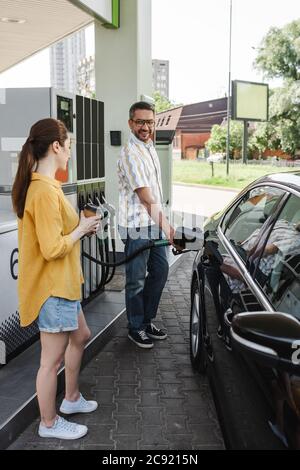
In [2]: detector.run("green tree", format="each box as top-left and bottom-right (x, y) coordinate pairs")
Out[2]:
(247, 83), (300, 158)
(248, 121), (280, 158)
(206, 121), (244, 158)
(253, 18), (300, 157)
(153, 91), (180, 113)
(206, 124), (227, 154)
(255, 19), (300, 81)
(270, 82), (300, 156)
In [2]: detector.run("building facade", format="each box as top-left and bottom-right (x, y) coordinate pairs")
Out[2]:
(77, 55), (95, 97)
(152, 59), (169, 98)
(50, 29), (86, 94)
(156, 97), (228, 159)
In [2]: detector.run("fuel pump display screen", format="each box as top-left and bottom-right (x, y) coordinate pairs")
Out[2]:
(57, 96), (73, 132)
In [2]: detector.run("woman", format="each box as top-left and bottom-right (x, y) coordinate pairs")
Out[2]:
(12, 118), (101, 440)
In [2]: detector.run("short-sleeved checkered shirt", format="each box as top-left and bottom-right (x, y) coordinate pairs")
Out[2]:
(117, 132), (163, 228)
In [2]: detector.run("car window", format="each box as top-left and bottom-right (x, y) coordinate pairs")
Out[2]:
(221, 186), (285, 262)
(254, 194), (300, 318)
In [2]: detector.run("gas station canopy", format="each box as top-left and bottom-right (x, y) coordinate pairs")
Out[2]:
(0, 0), (118, 73)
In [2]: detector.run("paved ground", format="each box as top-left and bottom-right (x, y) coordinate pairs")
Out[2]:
(9, 253), (224, 451)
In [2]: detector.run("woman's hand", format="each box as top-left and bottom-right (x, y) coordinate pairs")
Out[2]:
(78, 211), (101, 236)
(70, 212), (101, 243)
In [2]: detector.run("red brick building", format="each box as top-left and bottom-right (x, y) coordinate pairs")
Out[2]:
(156, 97), (227, 159)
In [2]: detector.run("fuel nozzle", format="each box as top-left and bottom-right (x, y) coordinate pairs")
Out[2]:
(173, 226), (204, 253)
(94, 197), (110, 230)
(100, 194), (116, 218)
(84, 202), (105, 220)
(99, 195), (116, 232)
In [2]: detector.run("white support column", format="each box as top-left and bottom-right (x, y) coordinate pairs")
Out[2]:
(94, 0), (152, 229)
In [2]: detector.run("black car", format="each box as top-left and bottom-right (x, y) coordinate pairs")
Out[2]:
(189, 172), (300, 450)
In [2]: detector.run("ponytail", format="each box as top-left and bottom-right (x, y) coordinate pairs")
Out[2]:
(11, 118), (68, 219)
(12, 139), (36, 218)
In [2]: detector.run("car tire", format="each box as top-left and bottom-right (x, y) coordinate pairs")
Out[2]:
(190, 280), (207, 373)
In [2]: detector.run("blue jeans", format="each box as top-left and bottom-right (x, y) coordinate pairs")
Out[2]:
(120, 226), (169, 333)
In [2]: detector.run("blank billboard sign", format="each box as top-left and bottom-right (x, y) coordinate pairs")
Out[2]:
(232, 80), (269, 122)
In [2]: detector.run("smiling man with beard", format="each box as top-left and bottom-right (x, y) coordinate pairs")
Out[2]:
(117, 101), (177, 349)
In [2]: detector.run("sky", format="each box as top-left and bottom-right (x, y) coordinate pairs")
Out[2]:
(152, 0), (300, 104)
(0, 0), (299, 105)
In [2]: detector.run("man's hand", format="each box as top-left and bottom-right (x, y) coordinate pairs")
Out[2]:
(168, 226), (184, 252)
(135, 188), (183, 251)
(167, 226), (176, 246)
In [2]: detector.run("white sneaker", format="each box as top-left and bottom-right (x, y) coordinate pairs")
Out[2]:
(59, 393), (98, 415)
(38, 416), (87, 440)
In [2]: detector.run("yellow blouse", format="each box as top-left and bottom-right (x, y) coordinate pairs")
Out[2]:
(18, 173), (83, 327)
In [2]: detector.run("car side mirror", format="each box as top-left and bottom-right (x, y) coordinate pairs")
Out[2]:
(231, 312), (300, 373)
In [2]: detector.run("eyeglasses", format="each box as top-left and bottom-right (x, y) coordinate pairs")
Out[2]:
(131, 119), (155, 128)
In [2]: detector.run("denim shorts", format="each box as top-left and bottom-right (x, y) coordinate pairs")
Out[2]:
(37, 297), (82, 333)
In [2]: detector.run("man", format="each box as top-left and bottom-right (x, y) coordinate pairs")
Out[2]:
(117, 101), (176, 349)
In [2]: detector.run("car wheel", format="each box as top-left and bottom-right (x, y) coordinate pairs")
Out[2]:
(190, 280), (207, 373)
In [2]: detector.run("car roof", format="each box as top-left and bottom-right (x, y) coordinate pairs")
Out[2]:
(254, 171), (300, 192)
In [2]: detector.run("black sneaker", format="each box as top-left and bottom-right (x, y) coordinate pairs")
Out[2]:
(128, 330), (153, 349)
(145, 323), (167, 340)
